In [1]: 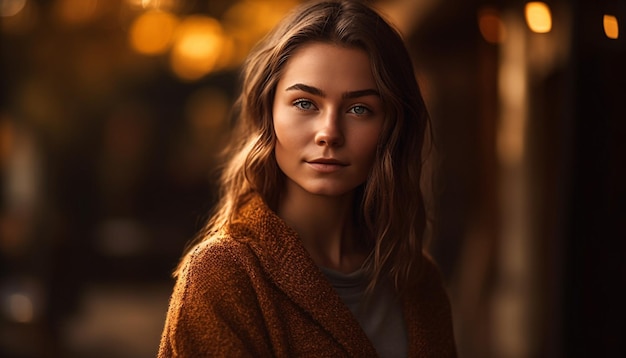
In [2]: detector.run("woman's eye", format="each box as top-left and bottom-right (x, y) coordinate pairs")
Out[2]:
(293, 99), (315, 111)
(349, 105), (370, 115)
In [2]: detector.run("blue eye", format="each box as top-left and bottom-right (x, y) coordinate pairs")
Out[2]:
(349, 105), (369, 115)
(294, 99), (315, 111)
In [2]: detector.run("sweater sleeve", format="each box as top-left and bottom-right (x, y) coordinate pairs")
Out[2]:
(158, 241), (273, 357)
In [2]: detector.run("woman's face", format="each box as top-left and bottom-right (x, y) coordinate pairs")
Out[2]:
(272, 42), (384, 197)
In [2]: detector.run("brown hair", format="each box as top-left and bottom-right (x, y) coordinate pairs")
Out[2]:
(179, 0), (431, 294)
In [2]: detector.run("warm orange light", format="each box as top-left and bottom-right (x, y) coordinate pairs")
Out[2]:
(525, 2), (552, 33)
(0, 0), (27, 17)
(478, 7), (506, 44)
(0, 117), (14, 166)
(222, 0), (299, 67)
(54, 0), (99, 24)
(129, 10), (179, 55)
(170, 16), (225, 81)
(126, 0), (176, 10)
(214, 35), (237, 71)
(0, 0), (37, 34)
(604, 15), (619, 39)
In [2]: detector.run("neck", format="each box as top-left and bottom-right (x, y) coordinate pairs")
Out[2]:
(277, 182), (366, 273)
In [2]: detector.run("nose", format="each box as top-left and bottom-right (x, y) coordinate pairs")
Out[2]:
(314, 110), (344, 147)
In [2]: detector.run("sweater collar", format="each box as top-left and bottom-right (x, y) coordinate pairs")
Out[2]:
(228, 194), (377, 356)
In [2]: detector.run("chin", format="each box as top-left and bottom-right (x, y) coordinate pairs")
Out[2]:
(300, 183), (358, 198)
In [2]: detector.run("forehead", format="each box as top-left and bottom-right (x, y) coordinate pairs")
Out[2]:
(277, 42), (376, 91)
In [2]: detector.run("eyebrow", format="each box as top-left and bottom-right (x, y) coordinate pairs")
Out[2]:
(284, 83), (379, 99)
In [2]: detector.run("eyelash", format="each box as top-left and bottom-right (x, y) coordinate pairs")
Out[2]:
(292, 99), (372, 115)
(293, 99), (316, 111)
(348, 105), (371, 115)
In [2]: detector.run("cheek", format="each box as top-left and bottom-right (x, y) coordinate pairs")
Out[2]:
(354, 125), (383, 159)
(273, 117), (289, 141)
(273, 106), (291, 145)
(274, 123), (296, 154)
(273, 117), (310, 152)
(273, 115), (305, 168)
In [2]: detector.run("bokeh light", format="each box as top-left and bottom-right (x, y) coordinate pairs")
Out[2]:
(169, 15), (225, 81)
(525, 2), (552, 33)
(129, 10), (179, 55)
(126, 0), (176, 10)
(8, 293), (34, 323)
(222, 0), (298, 65)
(478, 7), (506, 44)
(0, 0), (27, 17)
(603, 15), (619, 39)
(1, 0), (38, 34)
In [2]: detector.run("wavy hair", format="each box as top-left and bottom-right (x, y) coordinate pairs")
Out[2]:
(178, 0), (431, 294)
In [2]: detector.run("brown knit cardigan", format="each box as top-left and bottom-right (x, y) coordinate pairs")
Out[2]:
(158, 194), (457, 357)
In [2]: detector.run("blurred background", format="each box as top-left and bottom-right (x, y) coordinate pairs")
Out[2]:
(1, 0), (624, 357)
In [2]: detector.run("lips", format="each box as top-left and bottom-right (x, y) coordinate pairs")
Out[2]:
(307, 158), (348, 166)
(306, 158), (348, 173)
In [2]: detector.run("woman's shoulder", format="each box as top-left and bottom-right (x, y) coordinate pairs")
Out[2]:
(178, 234), (258, 290)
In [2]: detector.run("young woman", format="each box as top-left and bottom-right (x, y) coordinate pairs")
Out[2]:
(158, 1), (456, 356)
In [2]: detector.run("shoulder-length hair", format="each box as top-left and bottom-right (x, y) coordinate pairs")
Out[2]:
(180, 0), (431, 294)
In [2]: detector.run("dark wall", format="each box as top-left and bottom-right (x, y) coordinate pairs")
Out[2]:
(564, 0), (626, 356)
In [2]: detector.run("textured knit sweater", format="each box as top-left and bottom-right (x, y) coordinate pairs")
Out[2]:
(158, 194), (457, 357)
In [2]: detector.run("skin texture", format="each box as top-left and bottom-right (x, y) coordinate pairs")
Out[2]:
(272, 42), (385, 272)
